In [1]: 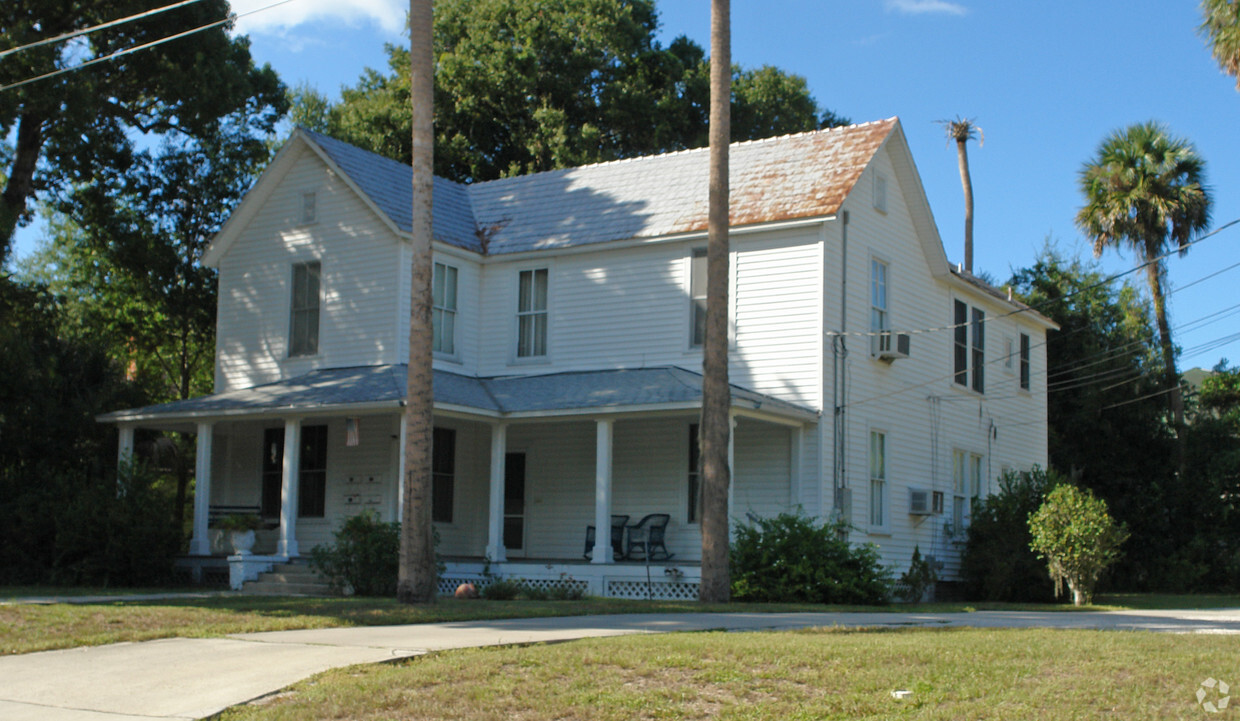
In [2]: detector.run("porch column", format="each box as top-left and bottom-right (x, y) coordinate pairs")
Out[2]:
(277, 418), (302, 558)
(395, 414), (407, 522)
(592, 418), (614, 564)
(116, 424), (135, 469)
(188, 422), (214, 556)
(727, 413), (736, 538)
(486, 423), (508, 562)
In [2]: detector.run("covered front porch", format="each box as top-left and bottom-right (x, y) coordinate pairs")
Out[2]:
(99, 365), (819, 596)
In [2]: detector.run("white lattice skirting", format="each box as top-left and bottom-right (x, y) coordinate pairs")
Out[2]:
(606, 580), (700, 600)
(438, 561), (702, 600)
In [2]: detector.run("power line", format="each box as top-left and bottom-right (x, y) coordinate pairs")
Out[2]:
(0, 0), (298, 93)
(0, 0), (208, 61)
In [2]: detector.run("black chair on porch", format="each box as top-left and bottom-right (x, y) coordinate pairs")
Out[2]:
(583, 514), (630, 561)
(624, 513), (673, 561)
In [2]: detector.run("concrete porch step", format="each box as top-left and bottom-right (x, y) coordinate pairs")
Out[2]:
(240, 562), (336, 597)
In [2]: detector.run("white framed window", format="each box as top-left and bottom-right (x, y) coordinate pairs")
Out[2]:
(952, 449), (983, 536)
(873, 173), (888, 213)
(689, 248), (707, 348)
(870, 258), (889, 333)
(432, 262), (458, 356)
(869, 430), (887, 530)
(301, 191), (317, 224)
(289, 261), (321, 357)
(953, 299), (985, 393)
(1003, 336), (1015, 372)
(516, 268), (548, 358)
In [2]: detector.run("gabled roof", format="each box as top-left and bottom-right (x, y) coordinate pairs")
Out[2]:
(98, 365), (817, 424)
(207, 119), (900, 263)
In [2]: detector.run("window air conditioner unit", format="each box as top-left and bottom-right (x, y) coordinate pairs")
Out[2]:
(908, 488), (932, 516)
(872, 331), (911, 360)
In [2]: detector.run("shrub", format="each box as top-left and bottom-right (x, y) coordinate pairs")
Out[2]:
(730, 513), (891, 605)
(480, 578), (523, 600)
(309, 511), (400, 596)
(1029, 484), (1129, 605)
(961, 467), (1059, 602)
(896, 546), (937, 603)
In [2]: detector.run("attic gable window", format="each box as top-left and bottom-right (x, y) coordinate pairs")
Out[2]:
(873, 173), (888, 213)
(301, 191), (317, 224)
(516, 268), (548, 358)
(289, 261), (321, 357)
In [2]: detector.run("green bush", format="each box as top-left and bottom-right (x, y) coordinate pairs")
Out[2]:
(480, 577), (523, 600)
(1029, 484), (1129, 606)
(309, 511), (401, 596)
(730, 513), (891, 604)
(961, 467), (1059, 602)
(896, 546), (937, 603)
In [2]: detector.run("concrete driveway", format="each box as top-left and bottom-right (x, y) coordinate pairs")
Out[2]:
(2, 608), (1238, 720)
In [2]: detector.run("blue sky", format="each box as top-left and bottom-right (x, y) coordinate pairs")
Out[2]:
(18, 0), (1240, 369)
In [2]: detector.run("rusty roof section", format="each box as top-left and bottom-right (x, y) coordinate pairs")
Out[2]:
(466, 117), (899, 254)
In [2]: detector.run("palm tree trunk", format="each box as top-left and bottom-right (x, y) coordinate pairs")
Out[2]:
(699, 0), (732, 604)
(1146, 262), (1186, 476)
(397, 0), (437, 604)
(956, 138), (973, 272)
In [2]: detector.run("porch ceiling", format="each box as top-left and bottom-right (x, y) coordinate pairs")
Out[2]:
(97, 365), (818, 426)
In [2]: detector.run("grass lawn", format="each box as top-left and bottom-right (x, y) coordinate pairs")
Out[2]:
(2, 590), (1236, 656)
(215, 626), (1239, 720)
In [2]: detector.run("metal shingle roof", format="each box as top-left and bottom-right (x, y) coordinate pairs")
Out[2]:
(99, 366), (815, 422)
(299, 119), (897, 255)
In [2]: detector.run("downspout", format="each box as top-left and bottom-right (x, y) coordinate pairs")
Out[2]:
(831, 210), (850, 517)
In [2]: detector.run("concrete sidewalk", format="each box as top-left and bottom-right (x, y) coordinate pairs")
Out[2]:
(2, 609), (1238, 720)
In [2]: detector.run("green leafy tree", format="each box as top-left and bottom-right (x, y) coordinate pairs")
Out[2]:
(0, 0), (286, 265)
(1200, 0), (1240, 89)
(1029, 484), (1129, 606)
(303, 0), (846, 183)
(961, 467), (1059, 602)
(1075, 122), (1212, 475)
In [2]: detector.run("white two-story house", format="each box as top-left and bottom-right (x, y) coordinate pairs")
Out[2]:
(101, 117), (1055, 598)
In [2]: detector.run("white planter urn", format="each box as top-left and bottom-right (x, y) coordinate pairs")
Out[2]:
(229, 529), (256, 556)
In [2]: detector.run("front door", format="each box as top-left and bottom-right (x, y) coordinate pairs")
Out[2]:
(504, 452), (526, 555)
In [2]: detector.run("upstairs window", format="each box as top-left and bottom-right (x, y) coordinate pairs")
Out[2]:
(953, 299), (985, 393)
(432, 262), (458, 355)
(1019, 333), (1031, 391)
(516, 268), (548, 358)
(870, 259), (889, 332)
(690, 248), (707, 347)
(289, 261), (321, 357)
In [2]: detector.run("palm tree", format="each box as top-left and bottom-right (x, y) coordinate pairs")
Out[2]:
(699, 0), (732, 604)
(939, 117), (982, 272)
(1075, 121), (1211, 475)
(1200, 0), (1240, 89)
(397, 0), (437, 604)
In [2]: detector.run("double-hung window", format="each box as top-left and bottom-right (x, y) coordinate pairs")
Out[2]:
(289, 261), (321, 357)
(952, 449), (983, 536)
(260, 424), (328, 519)
(871, 259), (888, 333)
(687, 423), (701, 523)
(516, 268), (548, 358)
(690, 248), (707, 347)
(869, 430), (887, 529)
(432, 262), (458, 355)
(952, 300), (985, 392)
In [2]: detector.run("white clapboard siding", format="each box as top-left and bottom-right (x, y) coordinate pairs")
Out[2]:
(732, 418), (792, 520)
(215, 146), (403, 392)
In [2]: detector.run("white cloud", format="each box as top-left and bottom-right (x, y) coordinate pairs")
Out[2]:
(884, 0), (968, 16)
(230, 0), (406, 36)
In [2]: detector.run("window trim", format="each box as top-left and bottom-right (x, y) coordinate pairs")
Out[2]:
(870, 256), (889, 335)
(689, 248), (708, 349)
(288, 260), (322, 358)
(432, 262), (459, 358)
(951, 448), (983, 537)
(514, 267), (549, 361)
(868, 428), (889, 533)
(952, 297), (985, 394)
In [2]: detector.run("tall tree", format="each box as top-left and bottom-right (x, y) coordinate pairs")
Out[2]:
(397, 0), (438, 604)
(699, 0), (731, 604)
(0, 0), (285, 266)
(938, 117), (982, 272)
(1200, 0), (1240, 88)
(299, 0), (846, 183)
(1075, 121), (1211, 476)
